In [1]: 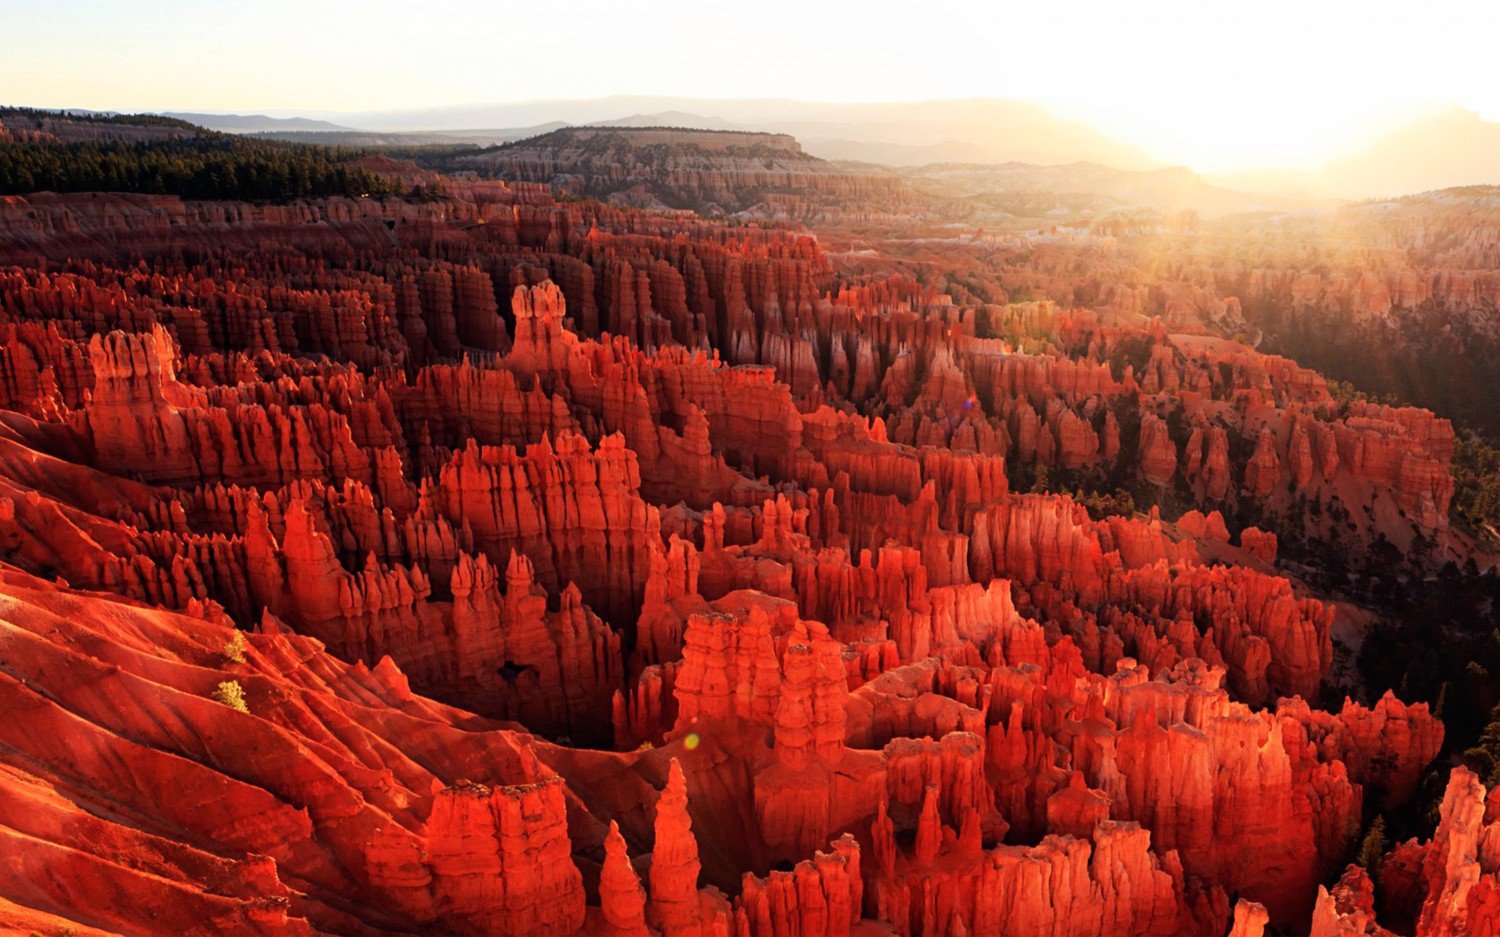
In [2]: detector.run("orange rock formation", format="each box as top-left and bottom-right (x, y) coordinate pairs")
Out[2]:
(0, 176), (1468, 936)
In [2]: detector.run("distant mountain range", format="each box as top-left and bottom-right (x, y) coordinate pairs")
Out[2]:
(245, 124), (568, 148)
(161, 112), (354, 133)
(196, 97), (1165, 171)
(166, 98), (1500, 201)
(905, 161), (1330, 220)
(1210, 108), (1500, 200)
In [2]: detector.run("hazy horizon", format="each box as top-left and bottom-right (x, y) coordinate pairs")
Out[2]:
(8, 0), (1500, 174)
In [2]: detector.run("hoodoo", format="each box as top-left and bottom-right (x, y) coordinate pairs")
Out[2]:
(0, 96), (1497, 937)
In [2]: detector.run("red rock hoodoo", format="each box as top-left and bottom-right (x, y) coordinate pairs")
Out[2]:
(0, 147), (1480, 937)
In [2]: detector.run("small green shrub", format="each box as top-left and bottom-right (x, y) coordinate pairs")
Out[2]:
(213, 680), (249, 713)
(223, 630), (247, 664)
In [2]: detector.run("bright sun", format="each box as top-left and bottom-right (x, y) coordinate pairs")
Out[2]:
(3, 0), (1498, 173)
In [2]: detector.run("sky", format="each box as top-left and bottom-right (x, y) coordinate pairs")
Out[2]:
(5, 0), (1499, 172)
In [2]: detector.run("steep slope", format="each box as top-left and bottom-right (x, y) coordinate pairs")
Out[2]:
(0, 564), (587, 935)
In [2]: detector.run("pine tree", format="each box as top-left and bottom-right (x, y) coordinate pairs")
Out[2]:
(1355, 815), (1387, 885)
(1464, 701), (1500, 787)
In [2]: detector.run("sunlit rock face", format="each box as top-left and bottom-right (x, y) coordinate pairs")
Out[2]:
(0, 166), (1471, 936)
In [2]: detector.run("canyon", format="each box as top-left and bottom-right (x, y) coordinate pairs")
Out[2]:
(0, 122), (1497, 936)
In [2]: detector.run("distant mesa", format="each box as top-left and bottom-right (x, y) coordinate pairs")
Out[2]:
(459, 124), (926, 217)
(499, 125), (808, 155)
